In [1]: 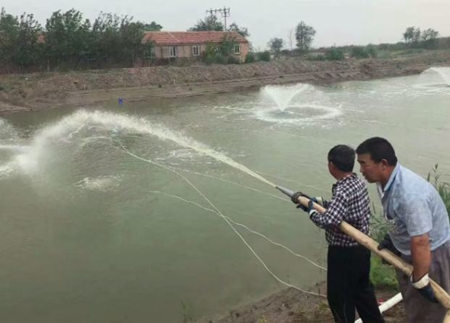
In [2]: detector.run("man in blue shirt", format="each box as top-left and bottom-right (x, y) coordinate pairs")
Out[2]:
(356, 137), (450, 323)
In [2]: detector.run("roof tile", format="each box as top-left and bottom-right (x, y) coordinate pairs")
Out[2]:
(142, 31), (248, 45)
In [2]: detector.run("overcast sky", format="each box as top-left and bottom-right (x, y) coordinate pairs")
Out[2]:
(2, 0), (450, 50)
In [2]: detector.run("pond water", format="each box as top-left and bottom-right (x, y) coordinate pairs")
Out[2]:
(0, 68), (449, 322)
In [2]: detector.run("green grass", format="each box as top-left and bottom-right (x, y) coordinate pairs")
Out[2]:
(427, 164), (450, 218)
(370, 256), (398, 289)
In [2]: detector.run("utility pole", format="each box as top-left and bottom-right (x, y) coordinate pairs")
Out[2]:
(205, 7), (231, 30)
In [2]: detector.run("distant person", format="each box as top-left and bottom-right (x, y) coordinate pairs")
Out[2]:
(291, 145), (384, 323)
(356, 137), (450, 323)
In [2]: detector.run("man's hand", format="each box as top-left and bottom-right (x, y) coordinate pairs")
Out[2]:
(411, 274), (438, 303)
(377, 234), (400, 255)
(291, 192), (308, 204)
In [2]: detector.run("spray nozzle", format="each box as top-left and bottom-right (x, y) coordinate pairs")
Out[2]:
(275, 185), (295, 198)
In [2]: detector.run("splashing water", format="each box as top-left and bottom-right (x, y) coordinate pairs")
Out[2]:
(253, 83), (343, 125)
(416, 67), (450, 92)
(11, 110), (276, 187)
(0, 144), (28, 153)
(427, 67), (450, 85)
(74, 175), (121, 192)
(261, 83), (310, 111)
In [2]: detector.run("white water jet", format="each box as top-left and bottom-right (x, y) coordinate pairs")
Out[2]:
(0, 144), (29, 153)
(416, 67), (450, 91)
(74, 175), (121, 192)
(13, 110), (276, 187)
(261, 83), (310, 111)
(427, 67), (450, 85)
(254, 84), (343, 125)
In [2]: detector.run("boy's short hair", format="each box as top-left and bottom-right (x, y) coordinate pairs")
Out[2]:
(356, 137), (398, 166)
(328, 145), (355, 172)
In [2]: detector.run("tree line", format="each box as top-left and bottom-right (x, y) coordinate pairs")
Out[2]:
(0, 8), (162, 72)
(403, 26), (439, 49)
(267, 22), (443, 60)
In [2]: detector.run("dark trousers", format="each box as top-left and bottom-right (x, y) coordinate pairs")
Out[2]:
(396, 240), (450, 323)
(327, 245), (384, 323)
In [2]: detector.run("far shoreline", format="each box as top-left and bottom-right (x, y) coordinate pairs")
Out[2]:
(1, 50), (450, 116)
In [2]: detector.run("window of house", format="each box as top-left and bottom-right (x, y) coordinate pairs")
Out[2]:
(233, 44), (240, 55)
(169, 46), (177, 57)
(192, 45), (200, 56)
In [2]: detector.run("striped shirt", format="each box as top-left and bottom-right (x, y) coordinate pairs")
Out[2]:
(310, 173), (370, 247)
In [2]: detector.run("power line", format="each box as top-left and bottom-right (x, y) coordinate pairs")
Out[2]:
(205, 7), (231, 29)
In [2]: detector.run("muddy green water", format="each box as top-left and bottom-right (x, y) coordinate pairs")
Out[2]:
(0, 69), (449, 322)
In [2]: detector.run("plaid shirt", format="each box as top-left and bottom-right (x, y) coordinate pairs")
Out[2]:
(310, 173), (370, 247)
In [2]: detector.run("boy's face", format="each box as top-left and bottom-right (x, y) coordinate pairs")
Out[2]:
(327, 161), (339, 179)
(357, 153), (384, 183)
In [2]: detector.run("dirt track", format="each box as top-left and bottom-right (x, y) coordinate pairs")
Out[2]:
(1, 50), (450, 115)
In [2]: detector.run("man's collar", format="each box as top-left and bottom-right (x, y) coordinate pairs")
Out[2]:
(382, 164), (400, 193)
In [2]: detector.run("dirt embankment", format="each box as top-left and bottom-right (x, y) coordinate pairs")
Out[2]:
(211, 285), (406, 323)
(1, 50), (450, 115)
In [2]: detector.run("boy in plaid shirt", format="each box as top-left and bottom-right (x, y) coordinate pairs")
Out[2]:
(291, 145), (384, 323)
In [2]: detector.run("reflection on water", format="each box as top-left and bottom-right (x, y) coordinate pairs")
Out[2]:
(0, 68), (449, 322)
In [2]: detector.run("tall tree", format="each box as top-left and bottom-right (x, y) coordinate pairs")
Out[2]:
(190, 15), (223, 31)
(0, 8), (20, 67)
(412, 27), (421, 43)
(228, 22), (249, 37)
(0, 8), (42, 69)
(403, 26), (415, 43)
(45, 9), (91, 67)
(119, 19), (151, 65)
(143, 21), (162, 31)
(295, 21), (315, 52)
(268, 37), (283, 57)
(421, 28), (439, 49)
(421, 28), (439, 41)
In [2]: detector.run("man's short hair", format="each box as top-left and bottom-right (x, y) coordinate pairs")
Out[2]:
(356, 137), (398, 166)
(328, 145), (355, 172)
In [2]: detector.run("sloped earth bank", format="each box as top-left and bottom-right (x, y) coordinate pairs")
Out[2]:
(211, 283), (406, 323)
(1, 50), (450, 115)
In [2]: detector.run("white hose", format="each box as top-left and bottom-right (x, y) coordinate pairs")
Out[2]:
(354, 292), (403, 323)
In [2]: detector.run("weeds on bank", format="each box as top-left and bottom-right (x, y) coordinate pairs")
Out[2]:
(427, 163), (450, 218)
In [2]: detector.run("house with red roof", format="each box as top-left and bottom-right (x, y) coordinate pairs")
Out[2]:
(142, 31), (249, 63)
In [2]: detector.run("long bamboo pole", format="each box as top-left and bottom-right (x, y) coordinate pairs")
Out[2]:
(295, 195), (450, 322)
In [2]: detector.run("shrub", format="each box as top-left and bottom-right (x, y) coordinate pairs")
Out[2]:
(324, 48), (344, 60)
(305, 53), (325, 61)
(366, 44), (378, 58)
(226, 56), (240, 64)
(427, 164), (450, 218)
(350, 46), (370, 59)
(257, 51), (271, 61)
(245, 52), (255, 63)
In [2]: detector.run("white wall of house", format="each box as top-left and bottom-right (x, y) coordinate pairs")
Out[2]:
(153, 43), (248, 62)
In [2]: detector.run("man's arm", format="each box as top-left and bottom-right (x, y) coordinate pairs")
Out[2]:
(410, 233), (431, 282)
(409, 233), (438, 303)
(410, 233), (431, 281)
